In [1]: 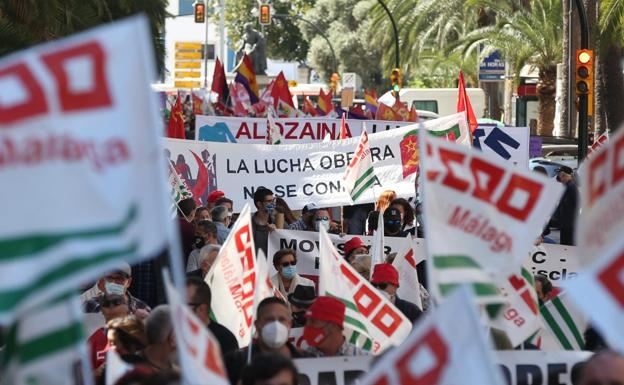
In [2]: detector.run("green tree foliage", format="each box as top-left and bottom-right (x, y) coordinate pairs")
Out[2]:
(0, 0), (167, 72)
(300, 0), (383, 89)
(223, 0), (313, 63)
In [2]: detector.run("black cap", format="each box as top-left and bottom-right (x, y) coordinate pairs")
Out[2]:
(383, 207), (402, 222)
(287, 285), (316, 308)
(555, 165), (574, 175)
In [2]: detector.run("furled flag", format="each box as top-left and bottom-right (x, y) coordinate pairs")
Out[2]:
(316, 88), (333, 116)
(164, 274), (229, 385)
(235, 54), (259, 104)
(266, 107), (283, 145)
(342, 125), (377, 201)
(376, 102), (403, 121)
(0, 17), (173, 322)
(318, 227), (412, 354)
(105, 349), (133, 385)
(490, 266), (541, 347)
(339, 113), (349, 139)
(167, 94), (186, 139)
(538, 292), (588, 351)
(575, 127), (624, 267)
(302, 97), (317, 117)
(205, 204), (257, 347)
(358, 286), (504, 385)
(364, 89), (379, 115)
(1, 295), (92, 385)
(271, 71), (296, 111)
(392, 240), (424, 309)
(370, 211), (385, 275)
(457, 70), (478, 134)
(420, 128), (563, 304)
(168, 163), (194, 219)
(211, 57), (230, 105)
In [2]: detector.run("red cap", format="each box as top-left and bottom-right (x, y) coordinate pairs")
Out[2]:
(207, 190), (225, 203)
(371, 263), (399, 287)
(344, 237), (366, 257)
(305, 296), (345, 328)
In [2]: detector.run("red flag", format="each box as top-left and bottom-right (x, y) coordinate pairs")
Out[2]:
(192, 92), (204, 115)
(166, 95), (185, 139)
(211, 57), (229, 104)
(375, 103), (403, 121)
(392, 99), (410, 121)
(339, 113), (348, 139)
(303, 97), (317, 116)
(457, 71), (478, 133)
(316, 88), (333, 116)
(271, 72), (295, 110)
(408, 107), (418, 122)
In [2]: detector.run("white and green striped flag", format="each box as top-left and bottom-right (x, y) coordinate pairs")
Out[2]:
(342, 126), (378, 202)
(1, 295), (92, 385)
(318, 227), (412, 354)
(0, 18), (172, 322)
(539, 293), (587, 350)
(168, 163), (193, 218)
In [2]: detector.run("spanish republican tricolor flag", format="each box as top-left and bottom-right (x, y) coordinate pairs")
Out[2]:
(364, 89), (379, 115)
(235, 54), (259, 104)
(316, 88), (333, 116)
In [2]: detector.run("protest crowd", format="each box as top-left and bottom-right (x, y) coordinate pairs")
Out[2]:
(2, 16), (624, 385)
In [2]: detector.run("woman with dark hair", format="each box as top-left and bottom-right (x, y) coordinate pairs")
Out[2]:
(275, 197), (297, 226)
(390, 198), (416, 235)
(241, 353), (299, 385)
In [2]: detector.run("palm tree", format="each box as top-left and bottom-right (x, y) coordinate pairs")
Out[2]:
(0, 0), (167, 72)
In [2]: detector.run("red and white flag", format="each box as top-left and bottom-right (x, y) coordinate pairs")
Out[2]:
(392, 240), (424, 309)
(358, 285), (504, 385)
(205, 204), (257, 347)
(165, 276), (229, 385)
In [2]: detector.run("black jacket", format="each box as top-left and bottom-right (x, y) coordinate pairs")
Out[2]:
(394, 295), (423, 324)
(556, 181), (578, 227)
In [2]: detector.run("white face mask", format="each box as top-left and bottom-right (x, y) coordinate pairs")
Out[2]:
(261, 321), (289, 349)
(315, 219), (330, 231)
(380, 290), (395, 303)
(104, 281), (126, 296)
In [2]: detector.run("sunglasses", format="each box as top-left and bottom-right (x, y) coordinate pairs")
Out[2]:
(374, 283), (389, 290)
(386, 220), (401, 225)
(281, 261), (297, 267)
(315, 216), (329, 221)
(101, 297), (127, 308)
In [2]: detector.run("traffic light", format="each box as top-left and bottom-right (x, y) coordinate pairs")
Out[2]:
(330, 73), (340, 95)
(259, 4), (271, 25)
(390, 68), (402, 97)
(194, 1), (205, 23)
(575, 49), (593, 96)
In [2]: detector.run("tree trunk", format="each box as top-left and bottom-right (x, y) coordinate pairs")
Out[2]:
(603, 45), (624, 132)
(537, 67), (558, 135)
(583, 0), (597, 138)
(594, 50), (606, 134)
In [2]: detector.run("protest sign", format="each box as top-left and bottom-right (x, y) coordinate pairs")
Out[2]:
(576, 127), (624, 266)
(164, 275), (229, 385)
(0, 17), (172, 322)
(473, 125), (530, 168)
(195, 115), (423, 143)
(205, 204), (257, 347)
(318, 228), (412, 353)
(421, 130), (563, 303)
(293, 351), (592, 385)
(358, 286), (504, 385)
(267, 230), (424, 279)
(392, 240), (423, 308)
(165, 113), (470, 210)
(525, 244), (583, 283)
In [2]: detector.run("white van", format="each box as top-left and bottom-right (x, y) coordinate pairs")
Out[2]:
(379, 88), (486, 118)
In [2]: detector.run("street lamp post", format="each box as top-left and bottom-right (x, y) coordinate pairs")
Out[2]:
(376, 0), (400, 69)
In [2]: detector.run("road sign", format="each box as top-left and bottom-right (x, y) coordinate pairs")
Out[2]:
(478, 73), (504, 81)
(175, 42), (203, 50)
(174, 80), (201, 88)
(175, 51), (202, 60)
(342, 72), (356, 89)
(175, 61), (201, 69)
(175, 71), (201, 78)
(478, 45), (505, 82)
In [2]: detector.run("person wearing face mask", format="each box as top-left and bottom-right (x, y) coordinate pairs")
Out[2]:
(211, 205), (232, 244)
(87, 294), (130, 372)
(271, 249), (315, 298)
(142, 305), (179, 374)
(225, 298), (309, 385)
(287, 285), (317, 328)
(370, 263), (422, 324)
(303, 296), (370, 357)
(186, 277), (238, 356)
(83, 263), (150, 320)
(287, 203), (318, 231)
(313, 208), (339, 233)
(252, 187), (277, 256)
(343, 237), (369, 265)
(383, 207), (409, 237)
(187, 244), (220, 279)
(186, 220), (218, 271)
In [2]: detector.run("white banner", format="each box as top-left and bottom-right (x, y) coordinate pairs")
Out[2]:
(267, 229), (425, 279)
(473, 125), (530, 168)
(525, 244), (583, 282)
(166, 113), (470, 210)
(421, 130), (563, 301)
(205, 204), (257, 347)
(0, 17), (171, 321)
(195, 115), (420, 143)
(294, 351), (592, 385)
